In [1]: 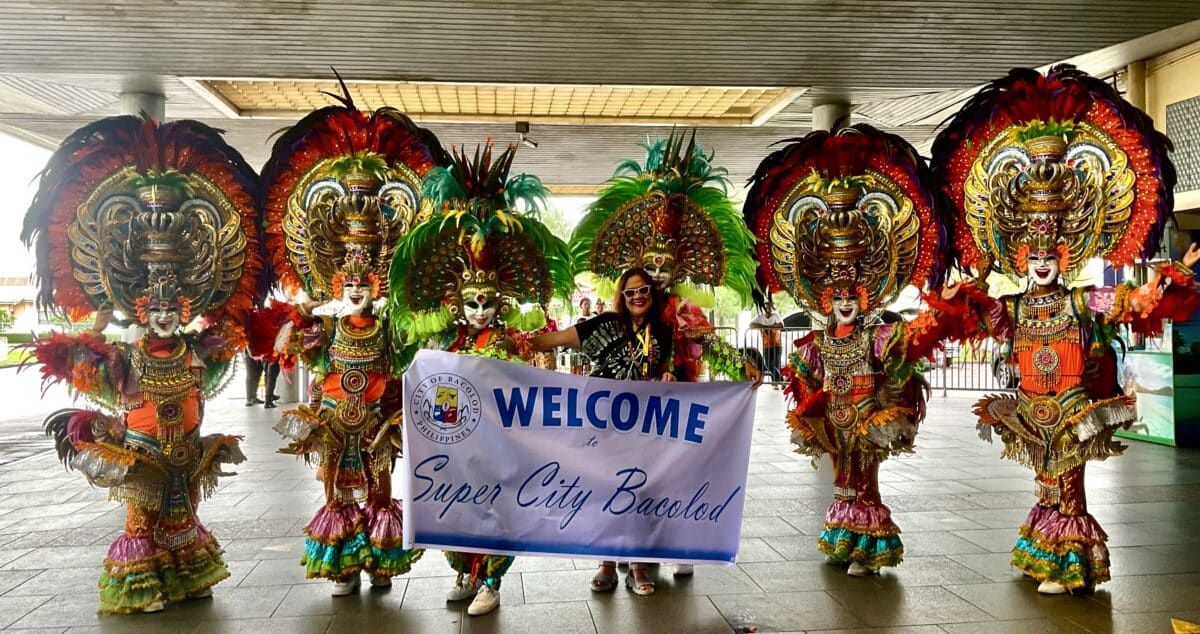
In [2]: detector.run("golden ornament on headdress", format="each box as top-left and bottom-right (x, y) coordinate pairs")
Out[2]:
(962, 120), (1134, 279)
(282, 152), (421, 300)
(770, 172), (919, 315)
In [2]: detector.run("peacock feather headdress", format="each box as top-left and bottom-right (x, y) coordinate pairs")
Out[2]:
(21, 115), (263, 325)
(570, 129), (757, 305)
(387, 142), (574, 342)
(931, 65), (1176, 281)
(744, 124), (950, 317)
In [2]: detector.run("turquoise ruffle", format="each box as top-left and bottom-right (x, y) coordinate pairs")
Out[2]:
(818, 526), (904, 569)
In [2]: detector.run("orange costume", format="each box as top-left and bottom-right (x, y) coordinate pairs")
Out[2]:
(931, 66), (1198, 591)
(22, 116), (260, 613)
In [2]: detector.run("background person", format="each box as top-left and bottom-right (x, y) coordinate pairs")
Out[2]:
(750, 301), (784, 383)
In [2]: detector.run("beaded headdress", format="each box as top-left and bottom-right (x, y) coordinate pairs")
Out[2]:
(262, 86), (447, 302)
(570, 130), (757, 304)
(388, 142), (574, 340)
(931, 65), (1176, 281)
(744, 124), (949, 316)
(22, 116), (262, 325)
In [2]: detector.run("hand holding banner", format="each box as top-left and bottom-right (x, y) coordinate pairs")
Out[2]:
(401, 350), (756, 564)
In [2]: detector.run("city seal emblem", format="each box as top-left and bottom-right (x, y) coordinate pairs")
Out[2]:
(410, 373), (483, 444)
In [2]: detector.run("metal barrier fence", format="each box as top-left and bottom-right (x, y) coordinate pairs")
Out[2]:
(738, 326), (1013, 393)
(550, 322), (1016, 393)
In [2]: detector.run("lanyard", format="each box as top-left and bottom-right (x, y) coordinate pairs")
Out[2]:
(635, 323), (651, 377)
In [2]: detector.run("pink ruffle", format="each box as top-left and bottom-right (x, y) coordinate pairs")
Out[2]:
(106, 535), (163, 564)
(305, 503), (364, 541)
(363, 499), (405, 542)
(1022, 505), (1108, 543)
(825, 499), (898, 534)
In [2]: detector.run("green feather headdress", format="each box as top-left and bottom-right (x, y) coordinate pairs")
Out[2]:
(570, 129), (757, 306)
(387, 142), (574, 342)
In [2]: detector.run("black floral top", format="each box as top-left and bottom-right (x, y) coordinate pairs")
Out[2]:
(575, 313), (673, 380)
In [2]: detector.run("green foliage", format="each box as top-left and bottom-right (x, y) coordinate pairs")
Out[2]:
(0, 308), (14, 332)
(328, 152), (390, 181)
(0, 332), (34, 344)
(1016, 119), (1078, 142)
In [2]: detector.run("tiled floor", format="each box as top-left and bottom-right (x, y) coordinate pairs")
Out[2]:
(1, 388), (1199, 633)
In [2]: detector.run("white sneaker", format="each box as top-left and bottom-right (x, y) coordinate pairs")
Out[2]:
(369, 574), (392, 588)
(446, 581), (479, 601)
(331, 576), (361, 596)
(141, 600), (165, 613)
(673, 564), (694, 576)
(187, 587), (213, 599)
(1037, 580), (1068, 595)
(467, 585), (499, 616)
(847, 562), (872, 576)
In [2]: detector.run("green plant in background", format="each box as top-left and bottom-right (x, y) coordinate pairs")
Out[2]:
(47, 312), (91, 333)
(0, 308), (13, 332)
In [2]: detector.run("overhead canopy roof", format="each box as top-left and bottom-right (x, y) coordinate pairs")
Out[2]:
(2, 2), (1199, 189)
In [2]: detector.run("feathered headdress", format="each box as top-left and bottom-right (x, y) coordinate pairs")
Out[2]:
(387, 142), (574, 341)
(21, 115), (262, 325)
(744, 124), (949, 316)
(261, 83), (448, 301)
(931, 65), (1176, 281)
(570, 129), (757, 305)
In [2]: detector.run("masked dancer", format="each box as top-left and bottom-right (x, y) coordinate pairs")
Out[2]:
(571, 131), (761, 386)
(22, 116), (262, 613)
(743, 124), (959, 576)
(389, 141), (573, 616)
(931, 66), (1198, 594)
(262, 92), (447, 595)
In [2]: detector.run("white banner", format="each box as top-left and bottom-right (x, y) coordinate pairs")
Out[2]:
(400, 350), (756, 564)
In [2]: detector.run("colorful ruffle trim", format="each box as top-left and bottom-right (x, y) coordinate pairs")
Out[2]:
(97, 530), (229, 614)
(1010, 505), (1111, 590)
(825, 499), (901, 537)
(301, 501), (422, 580)
(363, 499), (423, 577)
(302, 531), (371, 581)
(817, 526), (904, 569)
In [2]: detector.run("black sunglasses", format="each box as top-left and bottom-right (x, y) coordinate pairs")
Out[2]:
(621, 285), (652, 299)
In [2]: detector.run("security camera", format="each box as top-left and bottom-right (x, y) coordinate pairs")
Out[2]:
(516, 121), (538, 149)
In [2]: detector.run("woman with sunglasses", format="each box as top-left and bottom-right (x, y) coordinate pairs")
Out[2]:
(529, 267), (675, 595)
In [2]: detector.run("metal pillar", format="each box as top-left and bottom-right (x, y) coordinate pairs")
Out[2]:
(119, 91), (166, 120)
(812, 101), (851, 132)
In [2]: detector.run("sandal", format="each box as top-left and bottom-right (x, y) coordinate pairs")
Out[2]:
(591, 563), (618, 592)
(624, 568), (655, 596)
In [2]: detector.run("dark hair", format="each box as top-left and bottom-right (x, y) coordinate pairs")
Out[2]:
(613, 267), (666, 333)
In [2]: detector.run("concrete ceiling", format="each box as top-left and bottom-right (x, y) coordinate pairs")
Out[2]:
(2, 2), (1200, 188)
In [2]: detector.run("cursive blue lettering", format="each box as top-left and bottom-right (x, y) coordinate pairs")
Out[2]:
(603, 467), (646, 514)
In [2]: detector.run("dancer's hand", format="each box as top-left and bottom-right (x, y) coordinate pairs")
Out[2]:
(660, 372), (676, 382)
(745, 362), (764, 389)
(940, 280), (969, 301)
(1183, 243), (1200, 270)
(91, 305), (113, 334)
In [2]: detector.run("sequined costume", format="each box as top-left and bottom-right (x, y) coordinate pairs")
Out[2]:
(744, 125), (955, 572)
(21, 116), (261, 613)
(570, 131), (757, 381)
(931, 66), (1198, 591)
(260, 92), (447, 585)
(389, 142), (573, 613)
